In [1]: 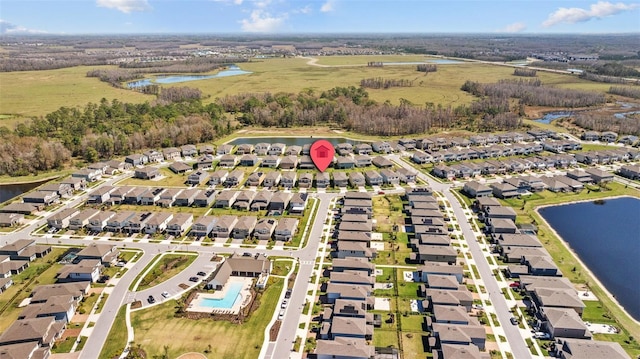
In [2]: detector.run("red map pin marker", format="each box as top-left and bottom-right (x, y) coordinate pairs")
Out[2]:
(310, 140), (335, 172)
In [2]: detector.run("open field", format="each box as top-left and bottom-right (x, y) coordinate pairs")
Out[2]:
(130, 277), (283, 359)
(0, 56), (608, 122)
(0, 65), (151, 120)
(309, 54), (435, 66)
(133, 253), (197, 291)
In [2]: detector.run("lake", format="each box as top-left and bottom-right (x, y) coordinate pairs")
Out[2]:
(0, 180), (50, 204)
(227, 137), (367, 147)
(539, 197), (640, 320)
(127, 65), (252, 88)
(534, 111), (573, 124)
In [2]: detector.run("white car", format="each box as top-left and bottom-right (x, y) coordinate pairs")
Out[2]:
(161, 291), (170, 298)
(278, 309), (285, 320)
(281, 299), (288, 309)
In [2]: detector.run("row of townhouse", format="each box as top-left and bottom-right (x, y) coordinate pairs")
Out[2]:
(189, 214), (299, 242)
(315, 191), (381, 359)
(475, 203), (630, 357)
(574, 149), (640, 165)
(581, 130), (639, 145)
(0, 281), (91, 358)
(402, 187), (489, 359)
(0, 239), (52, 280)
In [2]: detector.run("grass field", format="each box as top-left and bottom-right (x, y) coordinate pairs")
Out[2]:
(135, 253), (197, 291)
(0, 56), (606, 122)
(98, 305), (127, 359)
(130, 277), (283, 359)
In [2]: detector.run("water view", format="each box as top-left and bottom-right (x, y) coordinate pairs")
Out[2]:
(201, 282), (243, 309)
(127, 65), (252, 88)
(0, 180), (50, 204)
(534, 111), (573, 124)
(227, 136), (367, 147)
(539, 197), (640, 320)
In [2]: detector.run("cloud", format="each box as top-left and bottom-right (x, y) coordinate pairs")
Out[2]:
(501, 22), (527, 33)
(0, 20), (47, 34)
(240, 10), (287, 32)
(293, 5), (312, 14)
(320, 0), (336, 12)
(543, 1), (639, 27)
(96, 0), (151, 13)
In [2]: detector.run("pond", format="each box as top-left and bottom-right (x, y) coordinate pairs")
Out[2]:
(533, 111), (573, 124)
(127, 65), (252, 88)
(538, 197), (640, 321)
(0, 179), (51, 204)
(227, 136), (367, 147)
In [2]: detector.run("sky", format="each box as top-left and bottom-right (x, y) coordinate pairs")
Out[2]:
(1, 0), (639, 34)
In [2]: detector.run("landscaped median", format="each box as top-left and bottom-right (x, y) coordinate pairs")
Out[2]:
(129, 252), (198, 291)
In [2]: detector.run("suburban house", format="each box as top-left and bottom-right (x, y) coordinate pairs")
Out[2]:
(233, 191), (256, 210)
(333, 172), (349, 187)
(372, 141), (392, 154)
(47, 208), (80, 229)
(133, 166), (159, 180)
(285, 145), (302, 156)
(210, 215), (238, 238)
(209, 170), (229, 186)
(336, 143), (353, 156)
(463, 181), (492, 198)
(162, 147), (181, 161)
(274, 218), (298, 241)
(397, 168), (416, 183)
(143, 150), (163, 163)
(214, 190), (239, 208)
(348, 172), (366, 187)
(86, 186), (115, 204)
(193, 189), (216, 207)
(76, 244), (119, 266)
(190, 216), (217, 238)
(0, 213), (23, 227)
(299, 156), (315, 169)
(231, 216), (257, 239)
(187, 171), (209, 186)
(336, 157), (355, 169)
(181, 144), (198, 157)
(216, 144), (234, 155)
(364, 170), (383, 186)
(246, 172), (266, 187)
(251, 190), (273, 211)
(254, 218), (277, 240)
(281, 172), (297, 188)
(166, 213), (193, 237)
(540, 307), (591, 339)
(224, 170), (245, 187)
(0, 316), (65, 349)
(354, 155), (372, 167)
(261, 155), (279, 168)
(87, 211), (116, 232)
(316, 172), (330, 188)
(554, 338), (628, 359)
(254, 143), (270, 155)
(380, 169), (400, 185)
(144, 212), (174, 234)
(140, 187), (166, 205)
(199, 144), (215, 155)
(268, 192), (291, 214)
(57, 259), (102, 283)
(236, 143), (254, 155)
(39, 183), (73, 198)
(263, 171), (281, 188)
(0, 239), (50, 261)
(268, 143), (286, 155)
(157, 188), (183, 208)
(125, 153), (148, 166)
(298, 173), (313, 188)
(22, 191), (59, 206)
(490, 183), (519, 199)
(174, 188), (200, 207)
(239, 154), (259, 166)
(584, 168), (614, 183)
(218, 154), (237, 168)
(280, 156), (298, 170)
(105, 211), (136, 232)
(197, 154), (215, 169)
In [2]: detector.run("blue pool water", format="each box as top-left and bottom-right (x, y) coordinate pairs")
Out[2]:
(200, 282), (243, 309)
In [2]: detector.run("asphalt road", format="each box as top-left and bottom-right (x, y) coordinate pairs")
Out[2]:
(393, 155), (533, 359)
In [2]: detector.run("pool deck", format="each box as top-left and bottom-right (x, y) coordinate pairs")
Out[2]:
(187, 277), (253, 315)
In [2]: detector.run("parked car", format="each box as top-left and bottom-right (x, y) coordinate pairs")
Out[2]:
(285, 289), (292, 299)
(161, 291), (170, 298)
(197, 271), (206, 276)
(278, 309), (285, 320)
(509, 281), (521, 288)
(147, 295), (155, 304)
(281, 299), (288, 309)
(510, 317), (519, 325)
(189, 276), (199, 282)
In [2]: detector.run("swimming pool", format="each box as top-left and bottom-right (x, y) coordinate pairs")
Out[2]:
(201, 282), (243, 309)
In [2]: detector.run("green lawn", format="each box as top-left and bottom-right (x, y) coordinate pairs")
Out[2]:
(52, 336), (78, 354)
(135, 254), (197, 291)
(77, 292), (100, 315)
(130, 278), (284, 359)
(98, 305), (128, 359)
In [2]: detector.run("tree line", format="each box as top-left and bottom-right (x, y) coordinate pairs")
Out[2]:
(573, 113), (640, 136)
(513, 68), (537, 77)
(360, 77), (413, 89)
(608, 86), (640, 99)
(416, 64), (437, 73)
(462, 79), (606, 108)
